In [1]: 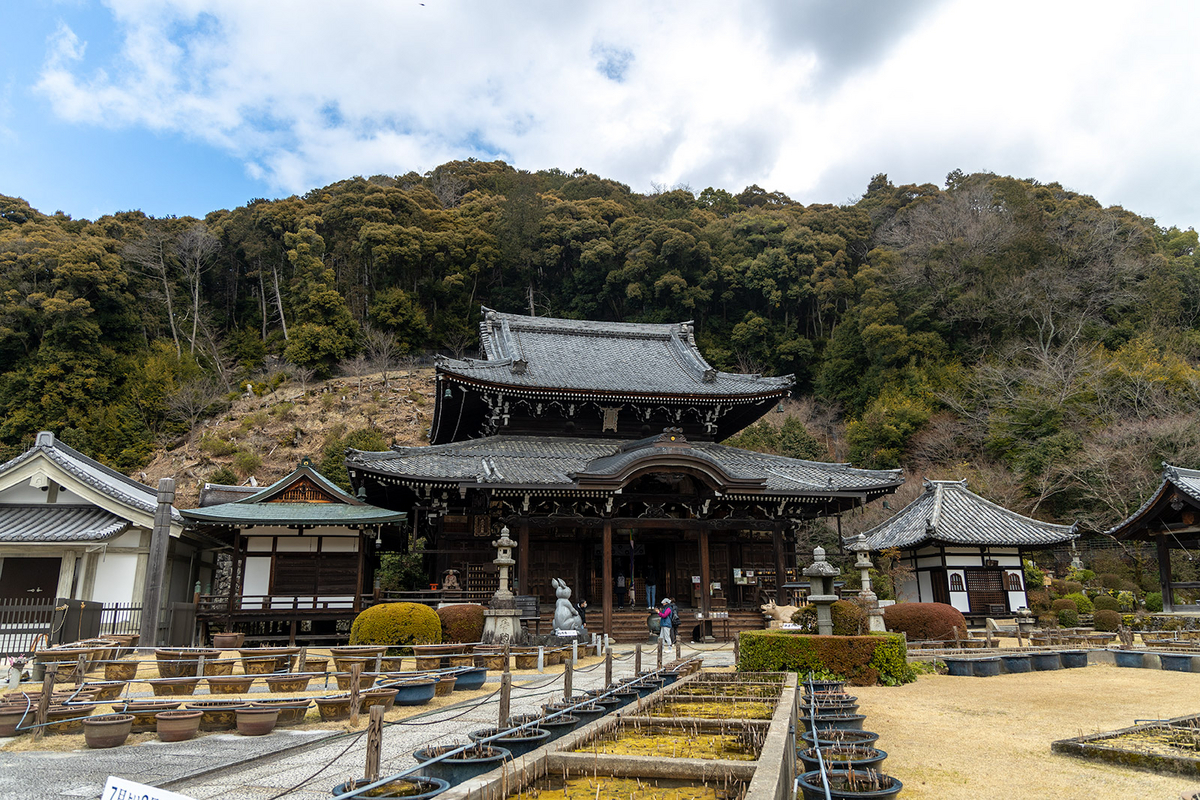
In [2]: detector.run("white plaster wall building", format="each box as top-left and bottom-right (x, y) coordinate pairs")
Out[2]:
(857, 479), (1077, 617)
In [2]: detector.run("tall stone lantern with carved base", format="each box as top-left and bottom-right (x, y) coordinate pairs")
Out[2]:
(850, 533), (886, 632)
(482, 525), (524, 644)
(802, 546), (840, 636)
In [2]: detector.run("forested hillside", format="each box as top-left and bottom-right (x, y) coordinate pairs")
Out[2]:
(1, 162), (1197, 531)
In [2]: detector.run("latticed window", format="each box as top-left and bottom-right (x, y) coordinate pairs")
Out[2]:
(949, 573), (964, 591)
(1006, 572), (1022, 591)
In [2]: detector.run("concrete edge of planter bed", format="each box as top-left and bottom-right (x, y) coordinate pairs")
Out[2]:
(435, 667), (797, 800)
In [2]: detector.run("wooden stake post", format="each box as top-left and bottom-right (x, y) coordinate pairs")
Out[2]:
(349, 663), (363, 726)
(657, 640), (663, 668)
(499, 672), (512, 727)
(634, 644), (642, 675)
(604, 649), (612, 686)
(32, 666), (56, 742)
(364, 705), (385, 782)
(563, 659), (572, 702)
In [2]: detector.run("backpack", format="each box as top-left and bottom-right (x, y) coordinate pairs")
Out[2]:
(670, 607), (679, 628)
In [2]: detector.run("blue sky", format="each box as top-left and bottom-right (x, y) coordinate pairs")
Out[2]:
(3, 1), (1200, 229)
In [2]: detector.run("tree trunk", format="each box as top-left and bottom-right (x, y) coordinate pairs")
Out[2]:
(272, 262), (289, 340)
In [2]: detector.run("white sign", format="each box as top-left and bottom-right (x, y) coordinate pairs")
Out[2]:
(554, 629), (579, 637)
(102, 777), (196, 800)
(780, 623), (803, 630)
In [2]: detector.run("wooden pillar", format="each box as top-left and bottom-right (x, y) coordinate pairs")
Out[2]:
(773, 523), (787, 605)
(139, 478), (175, 647)
(518, 521), (529, 596)
(1157, 534), (1174, 613)
(602, 520), (613, 637)
(354, 528), (365, 612)
(698, 528), (711, 620)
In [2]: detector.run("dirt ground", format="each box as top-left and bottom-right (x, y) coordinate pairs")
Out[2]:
(853, 664), (1199, 799)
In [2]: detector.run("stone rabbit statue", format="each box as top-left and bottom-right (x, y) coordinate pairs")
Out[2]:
(551, 577), (584, 632)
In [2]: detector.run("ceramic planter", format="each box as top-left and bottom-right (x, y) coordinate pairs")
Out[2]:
(148, 678), (201, 696)
(330, 646), (388, 659)
(452, 667), (487, 691)
(1060, 650), (1089, 669)
(186, 700), (250, 731)
(0, 705), (30, 736)
(207, 675), (255, 695)
(973, 657), (1002, 677)
(265, 674), (312, 693)
(156, 709), (203, 741)
(334, 656), (378, 674)
(104, 661), (139, 682)
(330, 776), (449, 799)
(203, 660), (236, 676)
(304, 657), (330, 673)
(360, 687), (399, 713)
(1112, 650), (1145, 669)
(798, 746), (887, 773)
(45, 703), (97, 735)
(434, 675), (457, 696)
(803, 679), (847, 695)
(315, 696), (353, 722)
(113, 700), (182, 733)
(1030, 652), (1061, 671)
(335, 672), (377, 691)
(212, 632), (245, 649)
(393, 679), (437, 706)
(155, 648), (221, 679)
(413, 744), (511, 786)
(236, 706), (278, 736)
(544, 701), (604, 725)
(81, 681), (125, 701)
(944, 657), (974, 677)
(238, 647), (299, 673)
(253, 699), (312, 727)
(535, 714), (577, 741)
(468, 726), (550, 758)
(799, 769), (902, 799)
(513, 650), (539, 670)
(1000, 654), (1032, 673)
(83, 713), (134, 748)
(1160, 653), (1194, 673)
(800, 729), (880, 749)
(801, 712), (866, 732)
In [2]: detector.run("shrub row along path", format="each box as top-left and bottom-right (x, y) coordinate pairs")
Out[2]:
(0, 643), (735, 800)
(854, 664), (1198, 798)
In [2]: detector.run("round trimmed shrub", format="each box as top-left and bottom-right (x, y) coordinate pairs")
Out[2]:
(1065, 592), (1093, 614)
(1037, 614), (1058, 629)
(1026, 589), (1052, 614)
(1051, 598), (1078, 613)
(1093, 609), (1121, 632)
(882, 602), (967, 641)
(1057, 608), (1079, 627)
(1064, 580), (1084, 595)
(1145, 592), (1164, 613)
(793, 600), (866, 635)
(1092, 594), (1120, 613)
(350, 602), (441, 651)
(436, 603), (485, 643)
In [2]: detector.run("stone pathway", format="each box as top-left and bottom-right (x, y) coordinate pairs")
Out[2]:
(0, 643), (735, 799)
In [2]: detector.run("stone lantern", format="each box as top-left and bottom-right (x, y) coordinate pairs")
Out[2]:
(482, 525), (524, 643)
(850, 534), (886, 632)
(802, 546), (840, 636)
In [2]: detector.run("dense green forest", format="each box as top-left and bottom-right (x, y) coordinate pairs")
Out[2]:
(1, 162), (1198, 532)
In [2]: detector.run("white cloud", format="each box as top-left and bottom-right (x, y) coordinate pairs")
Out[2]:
(32, 0), (1200, 227)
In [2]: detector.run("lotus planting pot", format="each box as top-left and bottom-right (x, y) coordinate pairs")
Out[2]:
(392, 679), (436, 706)
(104, 661), (139, 682)
(315, 696), (353, 722)
(203, 659), (236, 676)
(212, 632), (244, 649)
(45, 703), (97, 735)
(207, 675), (255, 694)
(185, 700), (249, 731)
(156, 709), (203, 742)
(0, 704), (31, 736)
(252, 699), (312, 727)
(798, 768), (902, 799)
(81, 681), (125, 701)
(148, 677), (201, 696)
(330, 776), (449, 799)
(265, 674), (312, 693)
(452, 667), (487, 691)
(236, 706), (278, 736)
(304, 657), (330, 673)
(83, 713), (134, 749)
(434, 676), (457, 696)
(468, 726), (550, 758)
(113, 700), (182, 733)
(1000, 654), (1032, 673)
(798, 746), (887, 773)
(1111, 650), (1145, 669)
(335, 672), (377, 691)
(413, 744), (511, 786)
(801, 729), (880, 749)
(359, 687), (399, 713)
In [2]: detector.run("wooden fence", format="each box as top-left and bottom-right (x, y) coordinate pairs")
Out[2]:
(0, 598), (55, 658)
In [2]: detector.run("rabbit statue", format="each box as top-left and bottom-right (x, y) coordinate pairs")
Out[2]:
(551, 578), (584, 631)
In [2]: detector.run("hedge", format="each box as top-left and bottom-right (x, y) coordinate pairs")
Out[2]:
(1092, 594), (1120, 613)
(882, 602), (967, 641)
(1093, 609), (1121, 632)
(737, 630), (915, 686)
(350, 602), (442, 651)
(437, 603), (485, 643)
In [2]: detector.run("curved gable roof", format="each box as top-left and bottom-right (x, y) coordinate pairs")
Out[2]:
(1104, 464), (1200, 539)
(860, 479), (1076, 550)
(436, 307), (793, 398)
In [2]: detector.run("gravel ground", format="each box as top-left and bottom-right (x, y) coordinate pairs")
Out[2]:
(852, 663), (1200, 799)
